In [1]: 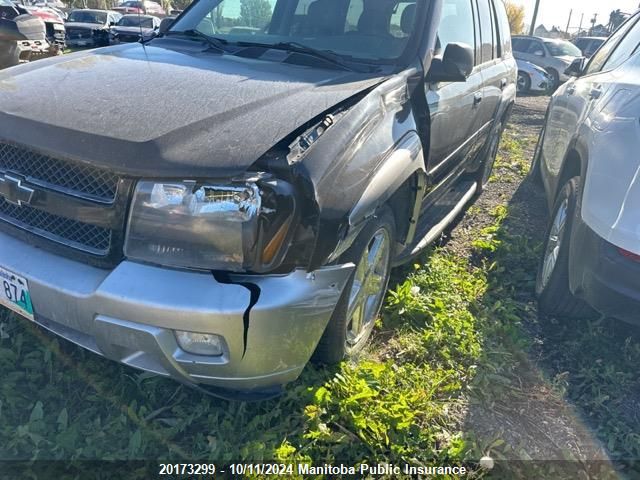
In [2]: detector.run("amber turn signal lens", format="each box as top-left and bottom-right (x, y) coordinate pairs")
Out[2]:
(262, 217), (293, 265)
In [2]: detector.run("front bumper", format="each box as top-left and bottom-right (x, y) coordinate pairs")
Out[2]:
(0, 231), (353, 391)
(570, 220), (640, 325)
(66, 38), (97, 48)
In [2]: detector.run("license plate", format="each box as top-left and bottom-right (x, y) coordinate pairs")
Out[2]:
(0, 266), (34, 321)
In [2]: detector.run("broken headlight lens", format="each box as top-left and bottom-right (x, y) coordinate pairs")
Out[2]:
(124, 174), (294, 272)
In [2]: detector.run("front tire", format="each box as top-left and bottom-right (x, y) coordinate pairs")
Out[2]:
(536, 177), (593, 317)
(313, 206), (396, 364)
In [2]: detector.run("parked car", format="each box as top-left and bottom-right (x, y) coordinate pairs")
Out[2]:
(512, 35), (583, 89)
(15, 2), (65, 52)
(516, 59), (552, 94)
(65, 9), (121, 48)
(113, 1), (165, 16)
(532, 11), (640, 323)
(573, 36), (607, 58)
(111, 14), (159, 43)
(0, 0), (50, 68)
(0, 0), (516, 398)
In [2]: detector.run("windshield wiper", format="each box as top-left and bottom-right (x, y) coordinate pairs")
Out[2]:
(166, 29), (228, 53)
(235, 40), (374, 72)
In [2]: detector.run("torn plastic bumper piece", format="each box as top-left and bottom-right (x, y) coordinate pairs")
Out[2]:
(0, 230), (355, 392)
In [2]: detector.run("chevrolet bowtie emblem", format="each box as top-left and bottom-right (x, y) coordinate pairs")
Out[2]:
(0, 174), (35, 207)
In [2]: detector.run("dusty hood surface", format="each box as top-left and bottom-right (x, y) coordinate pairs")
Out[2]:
(0, 40), (383, 177)
(65, 22), (108, 30)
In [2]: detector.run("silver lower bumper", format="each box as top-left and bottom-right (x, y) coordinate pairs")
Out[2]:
(0, 232), (353, 391)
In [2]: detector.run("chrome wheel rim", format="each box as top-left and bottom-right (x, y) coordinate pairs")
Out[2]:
(540, 199), (569, 290)
(345, 228), (391, 350)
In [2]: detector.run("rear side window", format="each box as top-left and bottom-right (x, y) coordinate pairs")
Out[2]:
(438, 0), (476, 57)
(493, 0), (512, 56)
(476, 0), (495, 63)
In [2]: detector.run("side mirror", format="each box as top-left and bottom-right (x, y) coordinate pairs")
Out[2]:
(158, 17), (175, 36)
(565, 57), (586, 77)
(426, 43), (474, 83)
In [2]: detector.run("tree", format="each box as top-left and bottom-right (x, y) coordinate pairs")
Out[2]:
(240, 0), (272, 28)
(504, 1), (525, 35)
(608, 9), (627, 33)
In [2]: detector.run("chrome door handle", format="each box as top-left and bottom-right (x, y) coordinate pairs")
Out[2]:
(473, 93), (483, 105)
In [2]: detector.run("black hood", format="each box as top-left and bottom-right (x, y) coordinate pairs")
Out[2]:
(0, 40), (384, 177)
(65, 22), (107, 30)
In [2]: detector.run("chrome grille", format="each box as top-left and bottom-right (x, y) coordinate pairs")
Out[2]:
(0, 197), (112, 254)
(0, 142), (119, 202)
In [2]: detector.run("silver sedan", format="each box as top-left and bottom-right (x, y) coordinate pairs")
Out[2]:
(516, 59), (552, 94)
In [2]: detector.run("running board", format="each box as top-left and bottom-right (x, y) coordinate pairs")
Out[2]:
(394, 181), (478, 265)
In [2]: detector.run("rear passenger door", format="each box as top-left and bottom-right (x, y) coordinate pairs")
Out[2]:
(472, 0), (509, 155)
(425, 0), (484, 183)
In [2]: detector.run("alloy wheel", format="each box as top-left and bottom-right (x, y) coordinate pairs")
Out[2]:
(540, 198), (569, 291)
(345, 228), (391, 351)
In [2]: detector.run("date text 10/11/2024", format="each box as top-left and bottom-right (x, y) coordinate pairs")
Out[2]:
(158, 463), (470, 476)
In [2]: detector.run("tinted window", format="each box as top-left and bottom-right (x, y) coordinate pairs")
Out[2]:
(512, 38), (531, 52)
(438, 0), (476, 57)
(527, 40), (545, 55)
(586, 14), (640, 74)
(493, 0), (512, 56)
(476, 0), (494, 62)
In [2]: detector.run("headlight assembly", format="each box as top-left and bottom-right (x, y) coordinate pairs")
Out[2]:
(124, 174), (296, 272)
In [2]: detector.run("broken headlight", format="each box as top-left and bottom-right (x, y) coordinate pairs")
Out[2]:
(124, 174), (296, 272)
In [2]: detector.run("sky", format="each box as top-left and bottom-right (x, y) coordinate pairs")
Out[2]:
(513, 0), (640, 32)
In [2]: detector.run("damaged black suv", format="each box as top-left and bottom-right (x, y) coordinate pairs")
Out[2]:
(0, 0), (516, 397)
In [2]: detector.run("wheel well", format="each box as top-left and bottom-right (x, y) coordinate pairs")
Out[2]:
(387, 173), (421, 245)
(556, 149), (582, 200)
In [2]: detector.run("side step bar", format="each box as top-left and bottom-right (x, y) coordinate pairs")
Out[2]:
(394, 181), (478, 265)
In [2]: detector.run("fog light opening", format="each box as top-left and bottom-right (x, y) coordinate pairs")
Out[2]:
(175, 331), (225, 356)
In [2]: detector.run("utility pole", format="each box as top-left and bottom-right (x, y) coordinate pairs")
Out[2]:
(578, 13), (584, 35)
(529, 0), (541, 36)
(565, 9), (573, 35)
(590, 13), (598, 35)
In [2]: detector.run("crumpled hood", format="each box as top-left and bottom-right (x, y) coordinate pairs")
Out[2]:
(0, 40), (383, 177)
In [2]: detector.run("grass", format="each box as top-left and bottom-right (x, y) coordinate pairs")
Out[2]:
(1, 128), (639, 478)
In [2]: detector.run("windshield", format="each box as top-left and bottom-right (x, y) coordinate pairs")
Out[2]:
(544, 40), (581, 57)
(67, 10), (108, 24)
(118, 16), (153, 27)
(169, 0), (423, 64)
